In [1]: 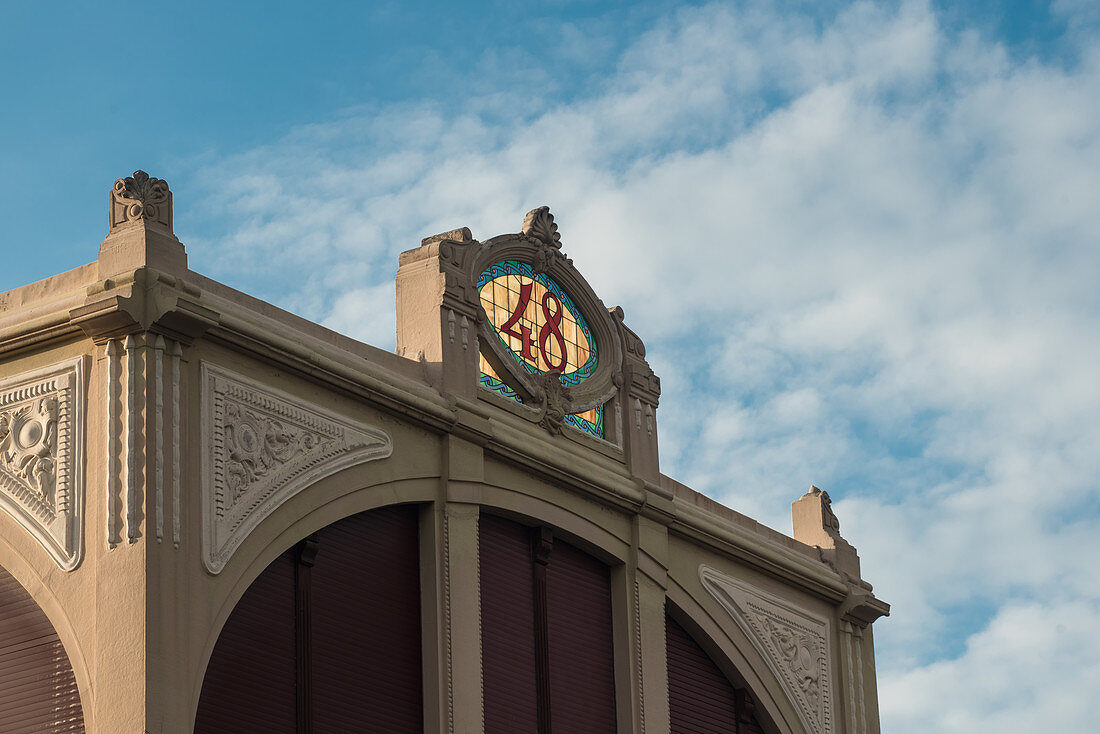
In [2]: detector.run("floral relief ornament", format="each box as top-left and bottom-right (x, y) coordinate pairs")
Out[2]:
(202, 363), (392, 574)
(757, 613), (822, 712)
(222, 401), (330, 509)
(111, 169), (172, 228)
(522, 206), (572, 274)
(699, 565), (833, 734)
(0, 359), (84, 571)
(0, 398), (58, 505)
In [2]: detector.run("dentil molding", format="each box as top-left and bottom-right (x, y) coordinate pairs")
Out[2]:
(700, 565), (834, 734)
(201, 363), (392, 574)
(0, 358), (85, 570)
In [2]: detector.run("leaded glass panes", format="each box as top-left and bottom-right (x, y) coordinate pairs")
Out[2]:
(477, 260), (605, 438)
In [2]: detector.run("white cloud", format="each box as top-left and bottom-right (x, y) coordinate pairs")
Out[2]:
(879, 600), (1100, 733)
(181, 1), (1100, 730)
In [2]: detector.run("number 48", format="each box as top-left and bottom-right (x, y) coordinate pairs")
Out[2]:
(498, 282), (570, 372)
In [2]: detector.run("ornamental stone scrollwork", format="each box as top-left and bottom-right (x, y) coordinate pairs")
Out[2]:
(0, 358), (85, 570)
(534, 370), (572, 436)
(700, 565), (833, 734)
(472, 207), (621, 424)
(521, 206), (572, 275)
(110, 170), (173, 232)
(201, 363), (392, 574)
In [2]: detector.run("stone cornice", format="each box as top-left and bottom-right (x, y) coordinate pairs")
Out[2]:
(456, 394), (885, 610)
(674, 500), (851, 605)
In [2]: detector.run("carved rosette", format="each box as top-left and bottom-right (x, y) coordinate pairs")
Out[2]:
(700, 566), (833, 734)
(110, 170), (173, 232)
(201, 364), (392, 573)
(0, 359), (85, 570)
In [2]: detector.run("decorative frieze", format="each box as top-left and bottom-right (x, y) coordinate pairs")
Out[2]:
(700, 565), (834, 734)
(0, 358), (85, 570)
(201, 363), (392, 574)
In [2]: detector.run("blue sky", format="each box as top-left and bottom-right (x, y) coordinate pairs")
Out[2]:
(3, 1), (1099, 730)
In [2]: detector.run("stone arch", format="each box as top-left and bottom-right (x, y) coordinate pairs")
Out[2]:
(192, 498), (425, 732)
(666, 577), (804, 734)
(0, 537), (92, 729)
(476, 482), (632, 566)
(189, 465), (439, 726)
(0, 559), (87, 732)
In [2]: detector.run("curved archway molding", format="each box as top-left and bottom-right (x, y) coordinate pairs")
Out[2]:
(201, 363), (393, 573)
(0, 541), (93, 725)
(700, 565), (834, 734)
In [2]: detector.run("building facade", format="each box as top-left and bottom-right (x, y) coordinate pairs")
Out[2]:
(0, 172), (888, 733)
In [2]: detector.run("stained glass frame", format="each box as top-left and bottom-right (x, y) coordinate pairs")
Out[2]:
(477, 260), (606, 438)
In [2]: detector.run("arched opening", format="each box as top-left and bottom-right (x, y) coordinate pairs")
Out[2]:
(194, 504), (423, 733)
(479, 512), (618, 734)
(667, 611), (770, 734)
(0, 565), (84, 733)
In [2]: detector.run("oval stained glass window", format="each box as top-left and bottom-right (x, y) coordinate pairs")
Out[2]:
(477, 260), (603, 437)
(477, 261), (597, 386)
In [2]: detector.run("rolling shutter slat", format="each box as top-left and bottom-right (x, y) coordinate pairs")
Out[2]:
(479, 514), (539, 734)
(312, 505), (422, 734)
(194, 551), (297, 734)
(546, 539), (617, 734)
(195, 506), (423, 732)
(667, 613), (768, 734)
(0, 566), (84, 733)
(667, 613), (738, 734)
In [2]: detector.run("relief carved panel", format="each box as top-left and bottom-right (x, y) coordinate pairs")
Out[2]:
(201, 364), (392, 573)
(0, 358), (84, 570)
(700, 565), (834, 734)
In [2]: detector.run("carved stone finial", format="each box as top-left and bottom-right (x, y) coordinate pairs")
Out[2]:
(110, 170), (173, 233)
(793, 484), (860, 579)
(522, 206), (562, 249)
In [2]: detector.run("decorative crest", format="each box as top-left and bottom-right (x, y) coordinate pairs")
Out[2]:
(522, 206), (562, 249)
(110, 170), (173, 232)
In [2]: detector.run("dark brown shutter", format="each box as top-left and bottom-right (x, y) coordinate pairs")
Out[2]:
(479, 514), (539, 734)
(311, 504), (422, 733)
(667, 613), (766, 734)
(545, 538), (616, 734)
(0, 566), (84, 734)
(194, 550), (297, 734)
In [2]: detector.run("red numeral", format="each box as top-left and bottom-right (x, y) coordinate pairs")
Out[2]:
(498, 282), (571, 372)
(499, 282), (536, 360)
(538, 292), (568, 371)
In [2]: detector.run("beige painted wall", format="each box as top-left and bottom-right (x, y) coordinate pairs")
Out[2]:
(0, 173), (888, 733)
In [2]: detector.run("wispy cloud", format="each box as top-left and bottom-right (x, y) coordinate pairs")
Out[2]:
(180, 1), (1100, 730)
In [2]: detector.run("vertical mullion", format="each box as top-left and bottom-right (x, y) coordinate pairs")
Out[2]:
(532, 526), (554, 734)
(295, 535), (319, 734)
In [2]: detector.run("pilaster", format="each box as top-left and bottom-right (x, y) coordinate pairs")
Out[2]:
(441, 502), (483, 734)
(613, 309), (661, 483)
(629, 514), (671, 734)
